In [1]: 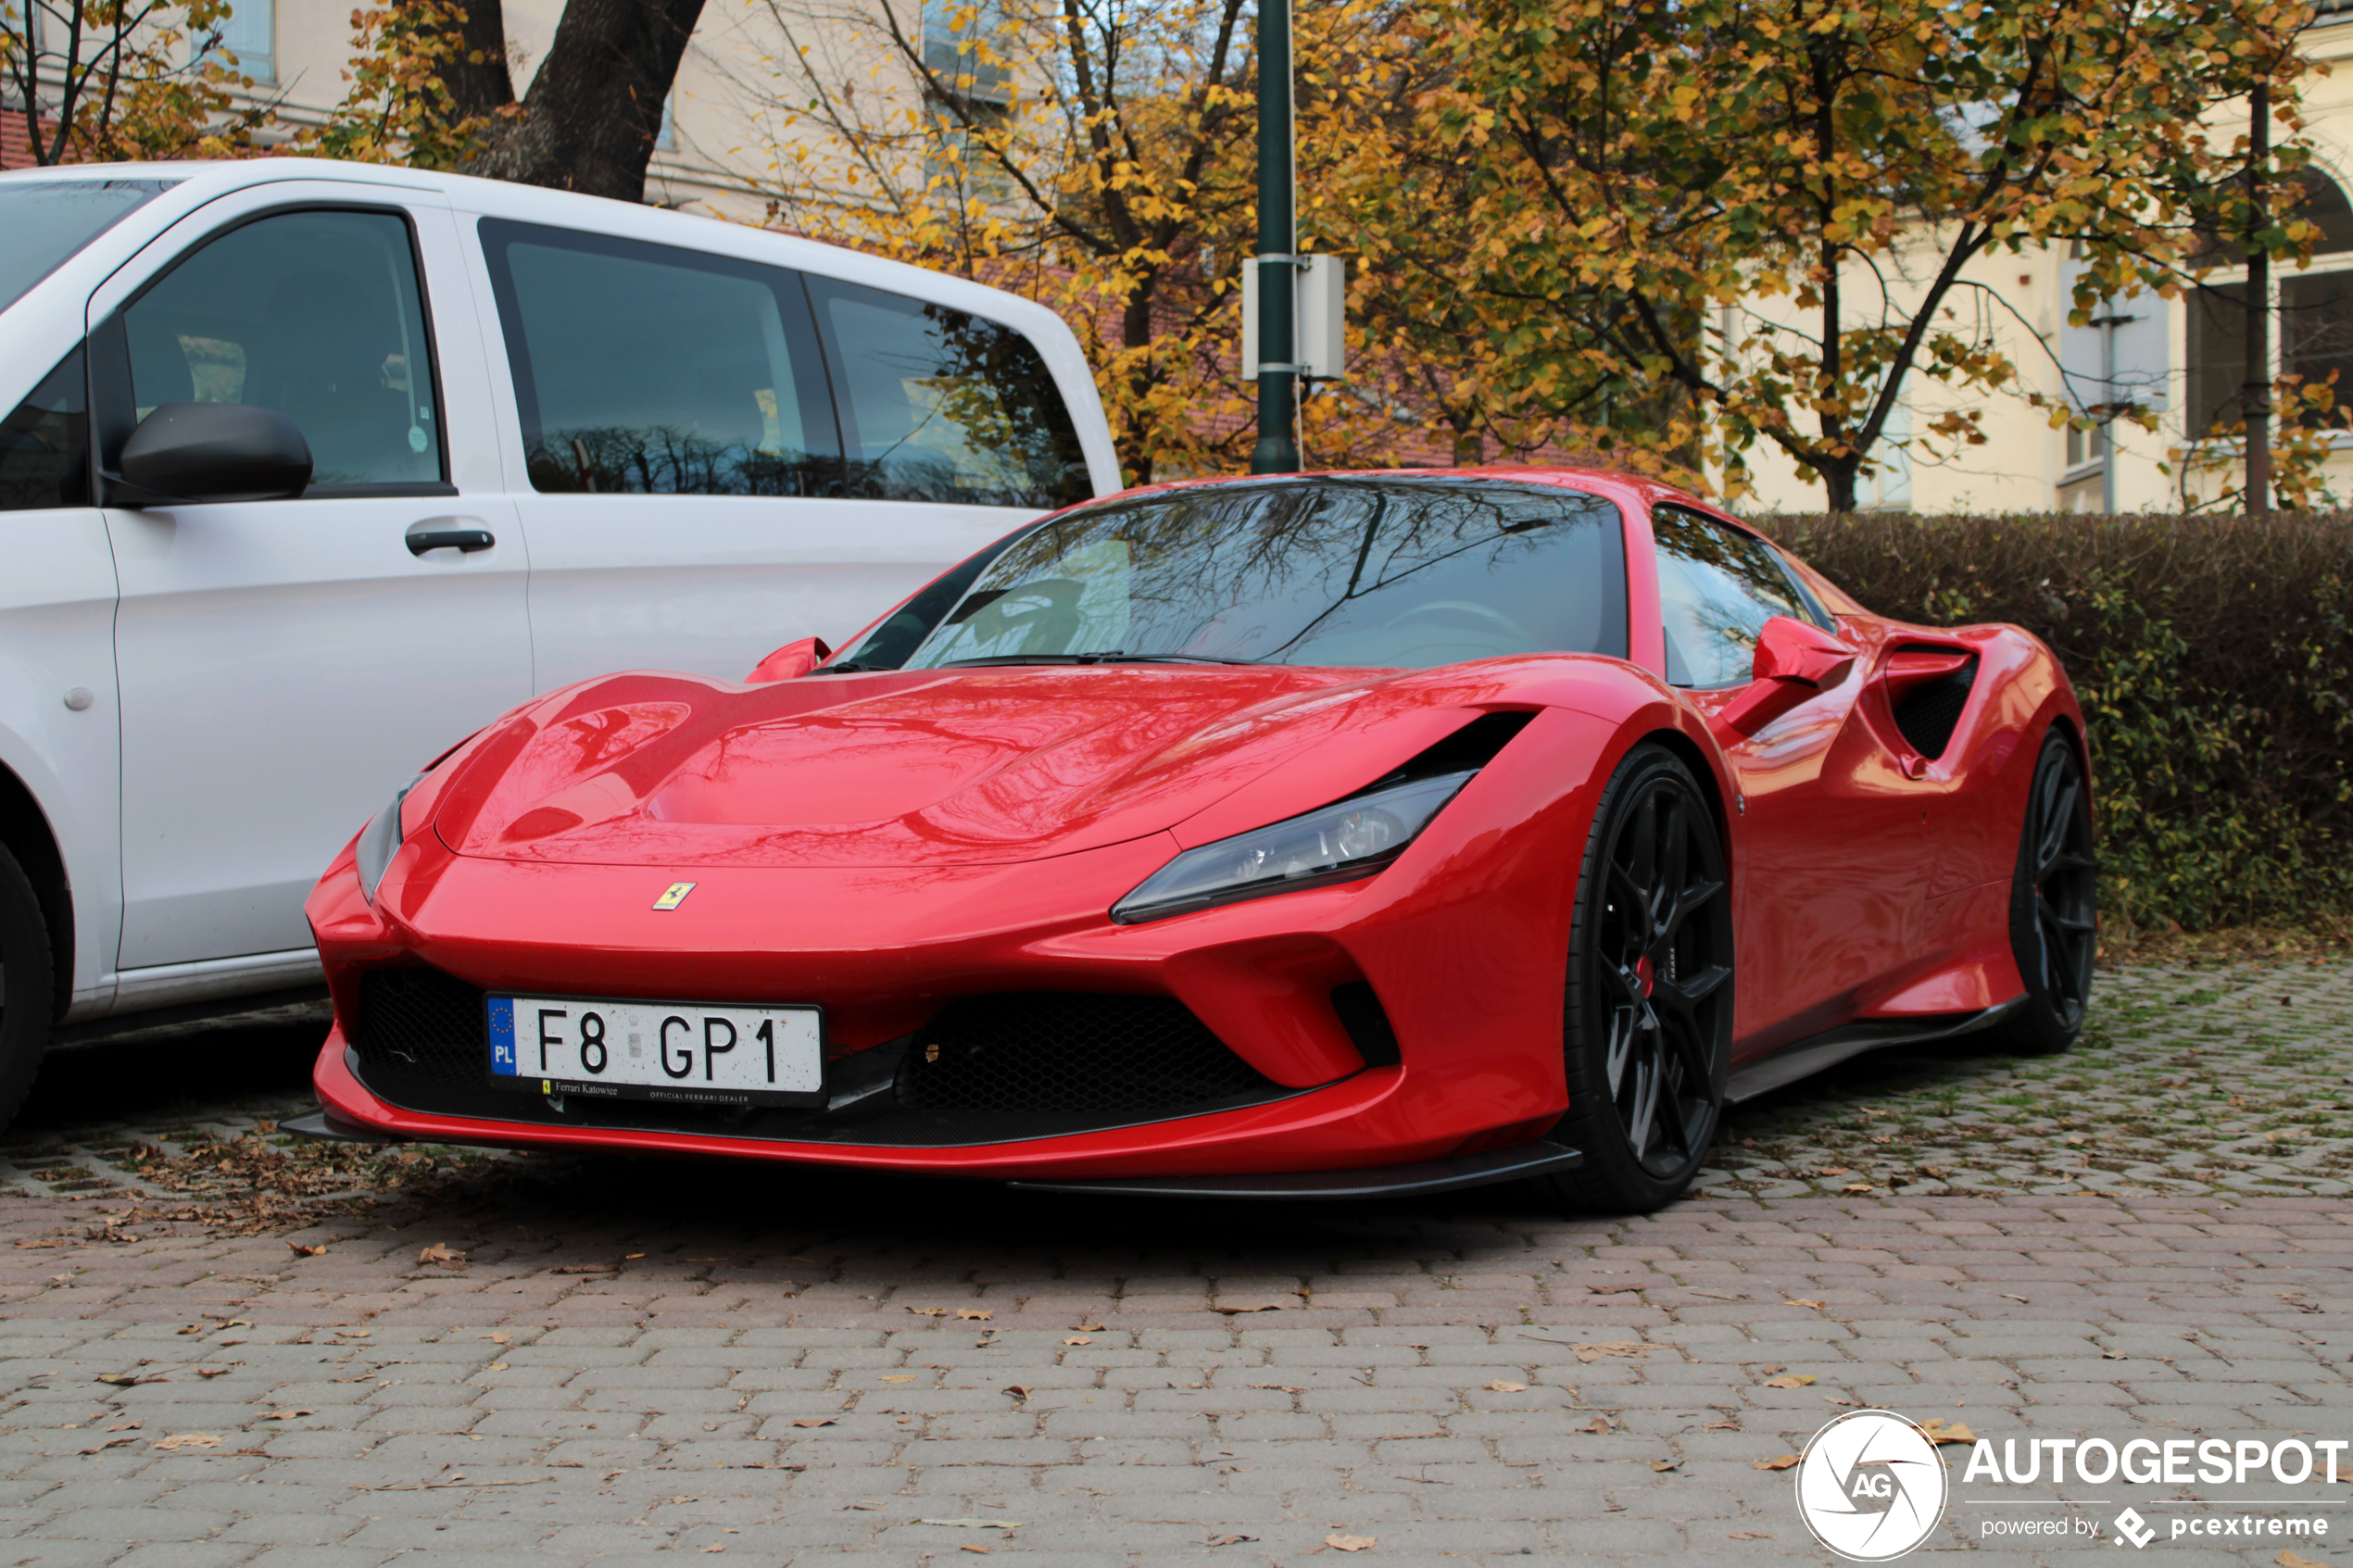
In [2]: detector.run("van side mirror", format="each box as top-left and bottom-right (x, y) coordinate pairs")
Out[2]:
(118, 402), (312, 505)
(744, 636), (833, 684)
(1712, 615), (1856, 739)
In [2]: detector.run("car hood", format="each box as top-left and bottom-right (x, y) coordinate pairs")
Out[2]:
(427, 660), (1587, 872)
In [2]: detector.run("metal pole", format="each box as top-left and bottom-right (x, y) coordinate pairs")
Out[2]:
(1249, 0), (1300, 475)
(2244, 76), (2271, 520)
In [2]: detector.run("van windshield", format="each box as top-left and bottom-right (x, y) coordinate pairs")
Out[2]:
(0, 179), (177, 315)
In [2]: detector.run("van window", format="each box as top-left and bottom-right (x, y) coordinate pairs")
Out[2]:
(805, 275), (1089, 509)
(479, 220), (839, 495)
(0, 179), (177, 316)
(0, 348), (89, 511)
(120, 209), (444, 490)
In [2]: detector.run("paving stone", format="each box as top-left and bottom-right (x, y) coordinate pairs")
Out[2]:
(1, 958), (2349, 1565)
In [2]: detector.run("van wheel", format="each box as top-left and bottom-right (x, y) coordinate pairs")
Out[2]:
(0, 844), (54, 1130)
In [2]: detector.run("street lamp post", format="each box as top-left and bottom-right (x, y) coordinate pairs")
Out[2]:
(1250, 0), (1300, 475)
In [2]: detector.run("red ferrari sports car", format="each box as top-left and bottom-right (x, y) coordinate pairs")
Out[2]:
(293, 469), (2095, 1212)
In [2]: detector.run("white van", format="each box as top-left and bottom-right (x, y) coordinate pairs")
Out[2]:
(0, 158), (1118, 1121)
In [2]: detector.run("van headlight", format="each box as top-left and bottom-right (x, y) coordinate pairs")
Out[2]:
(1111, 769), (1478, 924)
(355, 774), (423, 904)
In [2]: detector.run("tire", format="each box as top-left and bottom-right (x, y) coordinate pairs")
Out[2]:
(1994, 729), (2096, 1055)
(1529, 743), (1734, 1214)
(0, 842), (55, 1131)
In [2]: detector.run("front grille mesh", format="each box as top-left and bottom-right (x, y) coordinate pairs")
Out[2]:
(347, 968), (1291, 1142)
(897, 993), (1277, 1114)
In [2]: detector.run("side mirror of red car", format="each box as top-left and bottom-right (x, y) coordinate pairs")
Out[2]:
(1712, 616), (1856, 739)
(744, 636), (832, 684)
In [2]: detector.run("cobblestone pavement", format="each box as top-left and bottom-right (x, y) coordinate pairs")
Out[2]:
(0, 960), (2347, 1567)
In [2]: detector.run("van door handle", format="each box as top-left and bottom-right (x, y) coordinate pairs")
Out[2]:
(406, 517), (495, 556)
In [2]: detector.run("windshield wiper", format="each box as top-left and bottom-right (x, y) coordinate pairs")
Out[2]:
(804, 660), (895, 676)
(936, 651), (1265, 668)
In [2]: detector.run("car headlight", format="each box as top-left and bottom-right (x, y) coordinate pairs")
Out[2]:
(355, 773), (423, 905)
(1111, 769), (1479, 924)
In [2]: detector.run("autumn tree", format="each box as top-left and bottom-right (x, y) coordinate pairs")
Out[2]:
(1333, 0), (2326, 510)
(745, 0), (1449, 483)
(1, 0), (268, 163)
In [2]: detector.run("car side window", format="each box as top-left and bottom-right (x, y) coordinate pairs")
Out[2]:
(121, 210), (444, 489)
(0, 349), (89, 512)
(804, 275), (1091, 509)
(1652, 506), (1818, 687)
(480, 220), (840, 496)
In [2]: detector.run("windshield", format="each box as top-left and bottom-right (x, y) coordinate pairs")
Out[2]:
(0, 179), (177, 316)
(845, 476), (1627, 671)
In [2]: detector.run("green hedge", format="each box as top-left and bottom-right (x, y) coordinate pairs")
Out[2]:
(1764, 511), (2353, 933)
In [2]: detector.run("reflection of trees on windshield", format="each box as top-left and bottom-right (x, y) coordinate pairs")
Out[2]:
(888, 478), (1628, 671)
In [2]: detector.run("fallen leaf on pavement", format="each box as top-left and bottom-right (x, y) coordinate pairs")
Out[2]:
(1002, 1386), (1030, 1400)
(918, 1518), (1024, 1529)
(955, 1309), (992, 1321)
(264, 1410), (313, 1421)
(701, 1547), (724, 1554)
(2279, 1552), (2326, 1568)
(1756, 1363), (1785, 1376)
(1754, 1454), (1800, 1471)
(106, 1421), (143, 1432)
(1207, 1536), (1257, 1547)
(14, 1237), (68, 1248)
(1918, 1419), (1974, 1446)
(880, 1374), (916, 1384)
(484, 1362), (509, 1373)
(336, 1328), (371, 1338)
(789, 1418), (835, 1428)
(95, 1373), (160, 1387)
(1586, 1282), (1644, 1294)
(479, 1332), (511, 1344)
(1762, 1374), (1816, 1388)
(1586, 1414), (1610, 1434)
(1062, 1336), (1092, 1346)
(552, 1263), (618, 1275)
(176, 1323), (204, 1336)
(2000, 1294), (2030, 1304)
(1784, 1299), (1827, 1311)
(1571, 1342), (1651, 1362)
(195, 1367), (230, 1379)
(418, 1243), (466, 1268)
(1072, 1320), (1106, 1332)
(1486, 1381), (1527, 1393)
(1327, 1535), (1376, 1551)
(154, 1433), (221, 1451)
(1730, 1531), (1773, 1540)
(287, 1242), (327, 1256)
(907, 1306), (949, 1316)
(961, 1547), (989, 1555)
(1214, 1303), (1284, 1313)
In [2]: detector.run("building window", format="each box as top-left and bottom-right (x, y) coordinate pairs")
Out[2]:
(2184, 169), (2353, 438)
(1859, 396), (1912, 510)
(214, 0), (274, 83)
(923, 1), (1013, 196)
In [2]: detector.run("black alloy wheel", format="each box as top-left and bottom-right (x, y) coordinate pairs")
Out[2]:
(1533, 744), (1734, 1214)
(1996, 729), (2096, 1054)
(0, 843), (54, 1131)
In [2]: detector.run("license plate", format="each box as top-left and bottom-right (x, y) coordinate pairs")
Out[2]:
(486, 995), (825, 1108)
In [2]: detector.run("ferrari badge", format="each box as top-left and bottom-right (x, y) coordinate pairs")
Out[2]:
(652, 881), (697, 910)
